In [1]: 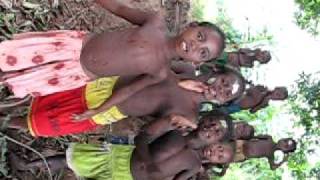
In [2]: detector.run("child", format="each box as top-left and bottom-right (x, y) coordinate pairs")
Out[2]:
(215, 48), (271, 69)
(5, 67), (245, 137)
(10, 117), (235, 180)
(0, 0), (225, 118)
(94, 109), (234, 145)
(234, 136), (296, 170)
(222, 85), (288, 114)
(201, 111), (255, 140)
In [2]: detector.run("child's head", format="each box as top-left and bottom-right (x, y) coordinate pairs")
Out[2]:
(270, 87), (288, 100)
(204, 68), (245, 104)
(277, 138), (297, 153)
(197, 113), (232, 144)
(234, 122), (254, 140)
(176, 21), (225, 64)
(256, 50), (271, 64)
(202, 142), (234, 164)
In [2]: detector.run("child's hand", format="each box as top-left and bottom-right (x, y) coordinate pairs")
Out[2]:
(178, 80), (208, 93)
(71, 110), (96, 122)
(170, 114), (197, 133)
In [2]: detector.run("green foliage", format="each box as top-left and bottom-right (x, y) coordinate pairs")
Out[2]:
(190, 0), (205, 21)
(190, 0), (273, 51)
(287, 72), (320, 179)
(217, 159), (283, 180)
(294, 0), (320, 36)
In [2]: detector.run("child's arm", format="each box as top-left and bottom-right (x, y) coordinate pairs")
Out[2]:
(73, 73), (166, 121)
(95, 0), (154, 25)
(135, 114), (197, 158)
(253, 134), (272, 140)
(178, 80), (208, 93)
(174, 167), (200, 180)
(134, 115), (197, 170)
(249, 97), (269, 113)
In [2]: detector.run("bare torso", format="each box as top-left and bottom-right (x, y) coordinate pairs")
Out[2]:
(243, 140), (274, 158)
(239, 86), (269, 109)
(80, 14), (170, 78)
(116, 74), (199, 120)
(131, 131), (201, 180)
(227, 52), (254, 68)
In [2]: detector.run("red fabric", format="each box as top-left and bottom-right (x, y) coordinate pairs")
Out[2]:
(29, 86), (99, 137)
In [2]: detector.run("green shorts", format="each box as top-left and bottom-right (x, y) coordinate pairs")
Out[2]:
(66, 143), (135, 180)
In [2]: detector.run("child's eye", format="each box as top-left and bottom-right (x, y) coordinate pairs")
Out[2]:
(200, 48), (208, 60)
(197, 32), (204, 41)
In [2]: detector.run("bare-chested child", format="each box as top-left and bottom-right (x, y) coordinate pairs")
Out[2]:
(0, 0), (225, 118)
(3, 67), (245, 137)
(221, 85), (288, 114)
(215, 48), (271, 69)
(234, 136), (296, 170)
(10, 116), (235, 180)
(202, 111), (255, 140)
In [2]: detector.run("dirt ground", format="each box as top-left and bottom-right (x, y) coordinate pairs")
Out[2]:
(0, 0), (191, 179)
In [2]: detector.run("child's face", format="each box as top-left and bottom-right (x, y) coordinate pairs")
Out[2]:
(204, 73), (240, 104)
(256, 50), (271, 63)
(203, 143), (233, 164)
(235, 122), (254, 139)
(278, 138), (296, 153)
(176, 26), (223, 63)
(271, 88), (287, 100)
(198, 118), (227, 144)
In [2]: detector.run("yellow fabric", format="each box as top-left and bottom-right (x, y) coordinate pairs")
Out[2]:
(27, 108), (35, 136)
(234, 140), (246, 162)
(85, 77), (127, 125)
(27, 98), (36, 136)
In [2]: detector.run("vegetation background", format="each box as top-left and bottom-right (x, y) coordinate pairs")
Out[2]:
(190, 0), (320, 179)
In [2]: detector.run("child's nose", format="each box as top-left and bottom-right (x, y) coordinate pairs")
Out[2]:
(190, 40), (198, 51)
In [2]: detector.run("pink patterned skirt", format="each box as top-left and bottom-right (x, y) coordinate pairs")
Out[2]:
(0, 30), (90, 98)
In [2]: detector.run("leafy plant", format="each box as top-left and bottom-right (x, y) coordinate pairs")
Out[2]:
(294, 0), (320, 36)
(287, 72), (320, 179)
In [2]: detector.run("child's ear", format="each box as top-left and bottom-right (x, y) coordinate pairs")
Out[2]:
(188, 21), (199, 27)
